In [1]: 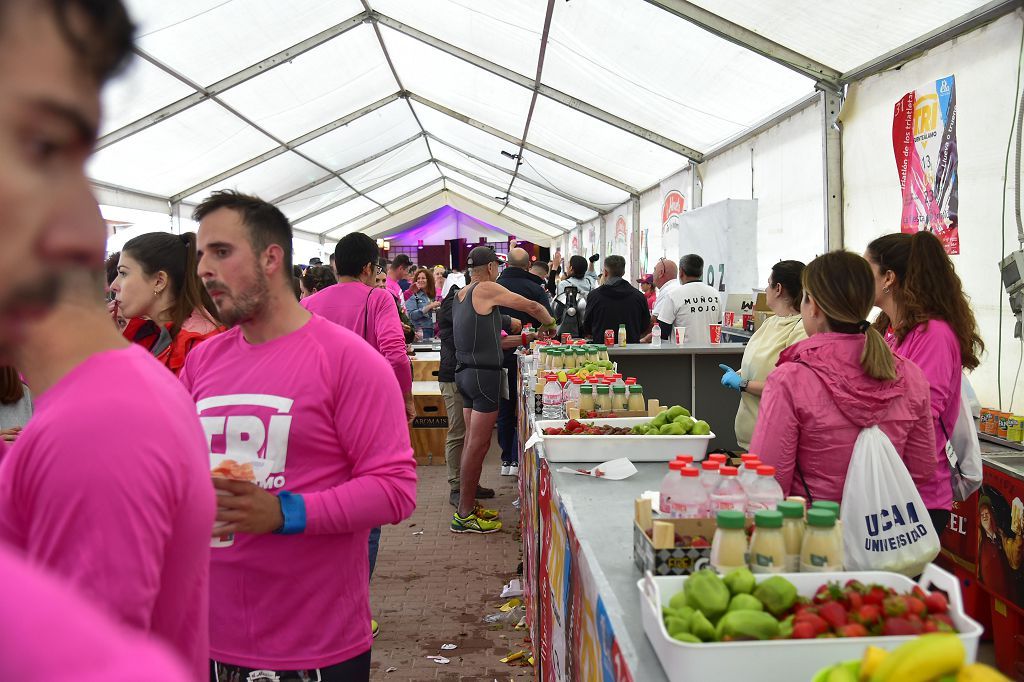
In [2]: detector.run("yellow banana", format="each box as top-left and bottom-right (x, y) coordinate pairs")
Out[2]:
(859, 646), (888, 681)
(870, 634), (964, 682)
(957, 663), (1012, 682)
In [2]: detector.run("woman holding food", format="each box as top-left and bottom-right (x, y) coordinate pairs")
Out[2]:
(750, 251), (935, 503)
(718, 260), (807, 450)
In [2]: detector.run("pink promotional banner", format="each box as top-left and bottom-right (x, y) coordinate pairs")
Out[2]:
(892, 75), (959, 254)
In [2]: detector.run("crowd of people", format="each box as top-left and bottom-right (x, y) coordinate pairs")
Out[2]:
(0, 1), (989, 680)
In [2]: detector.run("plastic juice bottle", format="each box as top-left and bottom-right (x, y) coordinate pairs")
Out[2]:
(699, 461), (721, 492)
(611, 374), (625, 389)
(709, 466), (747, 513)
(670, 467), (710, 519)
(627, 385), (645, 412)
(777, 501), (805, 572)
(617, 323), (627, 347)
(578, 385), (595, 414)
(564, 348), (576, 370)
(746, 465), (785, 514)
(711, 510), (748, 574)
(612, 385), (628, 411)
(534, 373), (547, 416)
(800, 509), (842, 572)
(674, 454), (694, 465)
(563, 378), (581, 413)
(596, 385), (612, 412)
(659, 460), (687, 513)
(748, 510), (786, 573)
(738, 459), (762, 491)
(542, 374), (564, 420)
(810, 501), (843, 564)
(708, 453), (728, 465)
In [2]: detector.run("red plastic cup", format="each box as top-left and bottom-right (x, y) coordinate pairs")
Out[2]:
(723, 311), (736, 327)
(709, 324), (722, 344)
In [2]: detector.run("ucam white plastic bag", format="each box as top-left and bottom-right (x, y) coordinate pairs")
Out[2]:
(840, 426), (940, 577)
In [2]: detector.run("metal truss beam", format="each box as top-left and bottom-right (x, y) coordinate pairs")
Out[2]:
(97, 11), (370, 150)
(433, 159), (578, 224)
(444, 178), (569, 234)
(322, 181), (445, 237)
(294, 160), (434, 226)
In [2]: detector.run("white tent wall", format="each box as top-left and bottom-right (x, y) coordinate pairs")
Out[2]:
(698, 98), (827, 284)
(638, 187), (660, 276)
(841, 10), (1024, 410)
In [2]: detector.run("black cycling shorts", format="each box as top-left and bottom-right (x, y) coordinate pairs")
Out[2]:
(456, 367), (501, 413)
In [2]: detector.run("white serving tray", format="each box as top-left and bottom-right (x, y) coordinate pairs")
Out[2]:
(637, 564), (982, 682)
(535, 417), (714, 462)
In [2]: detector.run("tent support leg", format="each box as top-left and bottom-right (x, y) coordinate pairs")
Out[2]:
(821, 88), (844, 251)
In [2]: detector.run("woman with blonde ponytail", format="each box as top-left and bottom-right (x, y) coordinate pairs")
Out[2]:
(750, 251), (936, 504)
(866, 230), (983, 530)
(110, 232), (223, 375)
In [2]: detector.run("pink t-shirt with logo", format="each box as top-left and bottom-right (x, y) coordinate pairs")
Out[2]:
(0, 543), (190, 680)
(301, 281), (412, 395)
(180, 314), (417, 670)
(0, 345), (214, 681)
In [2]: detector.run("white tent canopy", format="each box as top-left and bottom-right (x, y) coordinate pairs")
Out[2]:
(93, 0), (1012, 247)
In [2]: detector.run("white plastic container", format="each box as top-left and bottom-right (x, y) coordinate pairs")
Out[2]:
(637, 564), (983, 682)
(534, 418), (715, 463)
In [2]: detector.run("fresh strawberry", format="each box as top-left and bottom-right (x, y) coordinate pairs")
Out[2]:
(863, 586), (888, 607)
(882, 616), (922, 636)
(791, 622), (817, 639)
(907, 613), (923, 628)
(565, 419), (581, 431)
(836, 623), (869, 638)
(844, 579), (866, 594)
(883, 595), (907, 617)
(923, 619), (940, 633)
(794, 612), (830, 637)
(903, 595), (926, 617)
(845, 590), (863, 611)
(930, 613), (955, 629)
(924, 592), (949, 614)
(817, 601), (848, 631)
(851, 604), (882, 626)
(912, 585), (928, 600)
(792, 600), (814, 616)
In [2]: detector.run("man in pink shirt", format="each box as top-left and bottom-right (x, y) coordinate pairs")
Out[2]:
(0, 262), (216, 681)
(184, 190), (417, 680)
(303, 232), (413, 421)
(385, 253), (412, 302)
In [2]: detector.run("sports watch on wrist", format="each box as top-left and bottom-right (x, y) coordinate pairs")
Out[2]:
(739, 379), (750, 392)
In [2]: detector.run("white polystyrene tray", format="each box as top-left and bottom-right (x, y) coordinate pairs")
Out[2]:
(637, 564), (981, 682)
(535, 418), (714, 462)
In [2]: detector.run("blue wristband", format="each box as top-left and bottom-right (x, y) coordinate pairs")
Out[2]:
(274, 490), (307, 535)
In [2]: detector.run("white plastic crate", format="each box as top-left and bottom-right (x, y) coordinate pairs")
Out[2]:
(535, 418), (714, 463)
(636, 564), (982, 682)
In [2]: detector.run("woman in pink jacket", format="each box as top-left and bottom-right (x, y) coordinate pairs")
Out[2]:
(750, 251), (935, 505)
(866, 231), (984, 532)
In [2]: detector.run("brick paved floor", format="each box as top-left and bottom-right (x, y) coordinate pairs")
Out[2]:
(370, 436), (534, 681)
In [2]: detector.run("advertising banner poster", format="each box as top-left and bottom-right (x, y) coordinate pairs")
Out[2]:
(892, 74), (959, 254)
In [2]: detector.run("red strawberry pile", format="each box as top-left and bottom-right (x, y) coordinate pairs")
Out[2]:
(789, 580), (954, 639)
(543, 419), (632, 436)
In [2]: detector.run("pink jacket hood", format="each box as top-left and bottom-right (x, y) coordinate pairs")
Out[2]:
(751, 332), (936, 505)
(777, 333), (912, 427)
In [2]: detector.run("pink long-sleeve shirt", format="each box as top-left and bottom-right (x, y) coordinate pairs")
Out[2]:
(0, 542), (191, 681)
(0, 345), (214, 681)
(302, 281), (412, 395)
(750, 333), (936, 504)
(885, 319), (960, 511)
(180, 314), (417, 670)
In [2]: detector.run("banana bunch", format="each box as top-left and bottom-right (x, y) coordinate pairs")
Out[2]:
(817, 634), (1009, 682)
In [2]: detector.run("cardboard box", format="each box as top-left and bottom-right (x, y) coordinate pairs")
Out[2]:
(724, 293), (754, 316)
(633, 497), (715, 576)
(753, 292), (773, 331)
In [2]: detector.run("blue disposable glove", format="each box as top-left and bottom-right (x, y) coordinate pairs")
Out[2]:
(719, 364), (742, 391)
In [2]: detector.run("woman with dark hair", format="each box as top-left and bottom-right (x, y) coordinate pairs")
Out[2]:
(0, 366), (31, 442)
(719, 260), (807, 449)
(110, 232), (222, 376)
(299, 265), (336, 299)
(751, 251), (935, 503)
(866, 231), (985, 530)
(405, 268), (439, 340)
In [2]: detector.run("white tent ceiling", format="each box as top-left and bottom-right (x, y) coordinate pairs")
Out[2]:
(93, 0), (1010, 241)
